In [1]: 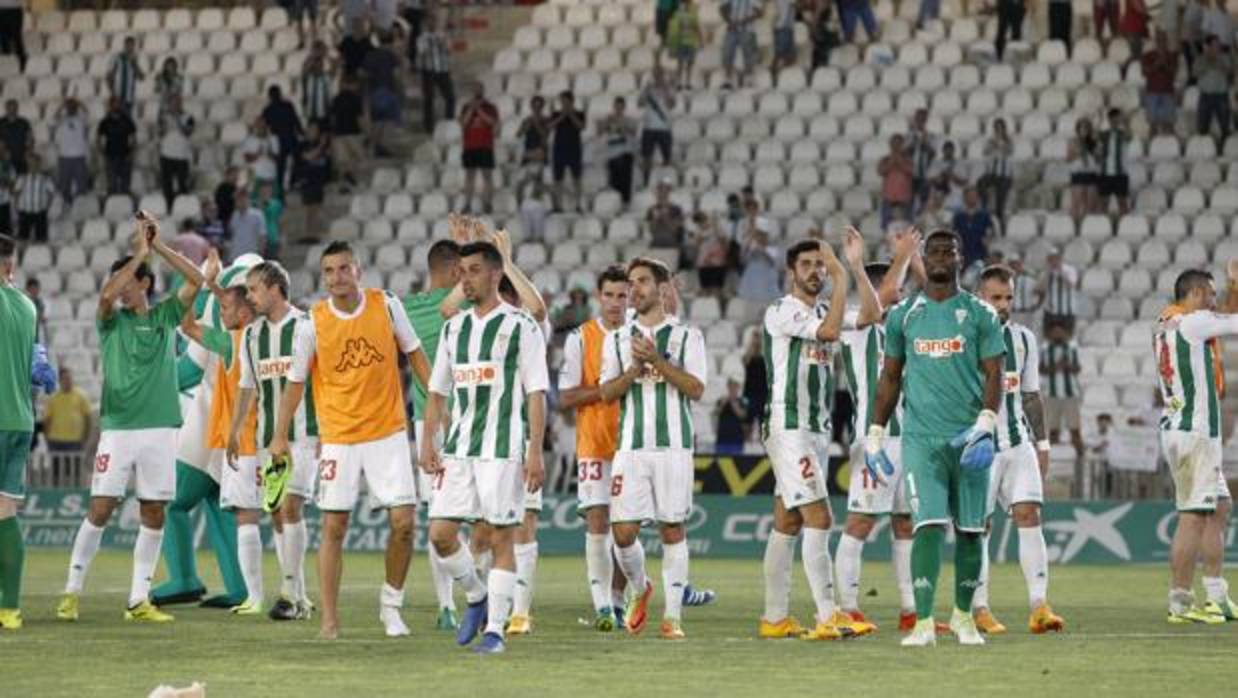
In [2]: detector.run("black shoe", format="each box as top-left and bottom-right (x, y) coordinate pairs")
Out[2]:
(150, 586), (206, 606)
(200, 594), (246, 609)
(268, 596), (298, 621)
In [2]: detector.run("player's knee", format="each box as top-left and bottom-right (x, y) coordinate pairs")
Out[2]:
(388, 509), (415, 543)
(611, 525), (639, 548)
(283, 497), (304, 523)
(890, 515), (914, 539)
(660, 524), (685, 545)
(429, 524), (460, 556)
(800, 503), (831, 530)
(584, 508), (610, 535)
(1012, 505), (1041, 528)
(321, 514), (349, 542)
(138, 502), (166, 529)
(87, 497), (116, 527)
(236, 509), (260, 526)
(844, 513), (875, 539)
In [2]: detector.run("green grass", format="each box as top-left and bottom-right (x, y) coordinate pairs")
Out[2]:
(4, 550), (1236, 697)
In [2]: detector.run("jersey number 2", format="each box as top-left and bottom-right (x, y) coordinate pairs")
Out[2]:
(799, 457), (814, 480)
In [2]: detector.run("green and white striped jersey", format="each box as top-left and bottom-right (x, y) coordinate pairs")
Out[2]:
(429, 302), (550, 461)
(239, 307), (320, 448)
(1041, 339), (1080, 398)
(762, 295), (839, 436)
(600, 317), (707, 452)
(1154, 310), (1238, 439)
(996, 322), (1040, 450)
(840, 314), (901, 438)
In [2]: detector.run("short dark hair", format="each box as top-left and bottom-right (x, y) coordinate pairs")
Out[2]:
(979, 264), (1015, 285)
(459, 241), (504, 268)
(111, 256), (155, 288)
(322, 240), (355, 261)
(1174, 269), (1214, 302)
(427, 239), (462, 272)
(25, 277), (39, 290)
(626, 257), (671, 284)
(560, 90), (574, 101)
(786, 239), (822, 268)
(924, 229), (961, 248)
(865, 262), (890, 283)
(596, 264), (628, 291)
(248, 261), (290, 298)
(0, 233), (14, 259)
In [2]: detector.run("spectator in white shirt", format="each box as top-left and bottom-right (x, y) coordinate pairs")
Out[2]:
(241, 118), (280, 190)
(520, 179), (549, 242)
(53, 98), (91, 206)
(1200, 0), (1233, 48)
(639, 65), (676, 187)
(159, 94), (195, 209)
(1038, 247), (1080, 333)
(598, 96), (638, 205)
(14, 154), (55, 242)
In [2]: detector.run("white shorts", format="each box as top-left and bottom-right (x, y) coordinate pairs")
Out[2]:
(91, 428), (178, 501)
(316, 430), (417, 512)
(576, 457), (614, 512)
(412, 421), (437, 506)
(428, 455), (526, 527)
(987, 442), (1043, 515)
(220, 455), (262, 511)
(764, 429), (831, 509)
(846, 437), (910, 515)
(1162, 431), (1229, 512)
(610, 449), (694, 525)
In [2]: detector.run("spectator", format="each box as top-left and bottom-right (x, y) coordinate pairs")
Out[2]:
(97, 96), (137, 196)
(330, 75), (366, 193)
(917, 188), (951, 231)
(646, 178), (686, 249)
(995, 0), (1026, 61)
(666, 0), (705, 89)
(737, 219), (781, 303)
(13, 154), (54, 242)
(0, 99), (31, 173)
(1156, 0), (1182, 49)
(1121, 0), (1150, 61)
(401, 0), (427, 64)
(107, 36), (145, 113)
(1097, 108), (1132, 214)
(300, 40), (333, 124)
(599, 96), (638, 205)
(721, 0), (763, 89)
(1095, 0), (1121, 45)
(52, 98), (90, 207)
(1041, 321), (1084, 456)
(261, 85), (304, 192)
(1142, 31), (1179, 136)
(458, 82), (499, 214)
(337, 18), (373, 80)
(240, 118), (279, 192)
(714, 378), (750, 455)
(1068, 117), (1100, 219)
(416, 12), (455, 134)
(198, 198), (226, 248)
(519, 179), (550, 241)
(298, 121), (330, 243)
(1182, 0), (1204, 76)
(981, 118), (1014, 222)
(290, 0), (322, 49)
(0, 143), (11, 229)
(838, 0), (879, 43)
(228, 187), (266, 261)
(549, 91), (586, 213)
(1009, 257), (1041, 326)
(654, 0), (678, 65)
(43, 367), (93, 480)
(257, 181), (284, 259)
(371, 0), (399, 34)
(639, 66), (676, 186)
(694, 212), (729, 296)
(1038, 247), (1080, 333)
(906, 108), (935, 211)
(0, 0), (28, 71)
(952, 187), (994, 269)
(171, 217), (211, 265)
(213, 167), (240, 235)
(877, 134), (913, 228)
(24, 277), (45, 342)
(927, 139), (967, 212)
(808, 1), (841, 70)
(741, 328), (768, 436)
(158, 94), (195, 209)
(1048, 0), (1074, 51)
(771, 0), (798, 79)
(340, 0), (373, 28)
(362, 32), (404, 157)
(1200, 0), (1233, 50)
(154, 57), (184, 118)
(962, 249), (1004, 291)
(1195, 34), (1231, 144)
(917, 0), (941, 31)
(553, 286), (592, 332)
(516, 95), (550, 201)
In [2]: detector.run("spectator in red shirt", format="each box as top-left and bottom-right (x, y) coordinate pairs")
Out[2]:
(877, 134), (914, 229)
(459, 81), (500, 214)
(1141, 30), (1178, 136)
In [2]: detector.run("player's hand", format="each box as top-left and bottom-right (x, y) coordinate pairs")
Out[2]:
(136, 209), (160, 249)
(489, 228), (513, 264)
(893, 227), (922, 260)
(225, 434), (241, 471)
(419, 446), (444, 475)
(447, 212), (470, 244)
(863, 424), (895, 485)
(842, 226), (866, 268)
(631, 334), (660, 366)
(950, 410), (997, 471)
(820, 239), (846, 279)
(524, 450), (545, 493)
(268, 434), (290, 461)
(203, 248), (222, 285)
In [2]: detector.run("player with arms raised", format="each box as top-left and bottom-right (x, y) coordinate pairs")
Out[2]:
(867, 230), (1005, 647)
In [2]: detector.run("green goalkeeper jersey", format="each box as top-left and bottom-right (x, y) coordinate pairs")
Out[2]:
(883, 290), (1006, 438)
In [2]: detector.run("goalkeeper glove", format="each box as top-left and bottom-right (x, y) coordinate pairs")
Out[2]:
(950, 410), (997, 471)
(31, 344), (57, 394)
(864, 424), (896, 485)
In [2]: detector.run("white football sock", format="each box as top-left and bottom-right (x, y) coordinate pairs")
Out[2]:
(65, 519), (105, 594)
(484, 569), (517, 636)
(585, 533), (614, 612)
(429, 548), (456, 611)
(439, 546), (486, 604)
(379, 582), (409, 636)
(1018, 526), (1049, 608)
(972, 533), (991, 610)
(513, 542), (539, 617)
(891, 538), (915, 613)
(802, 528), (835, 623)
(834, 533), (865, 611)
(661, 540), (689, 621)
(614, 539), (648, 593)
(762, 530), (795, 621)
(129, 525), (164, 608)
(1203, 576), (1229, 604)
(237, 523), (264, 604)
(273, 528), (286, 577)
(1169, 587), (1194, 614)
(284, 520), (308, 602)
(475, 549), (494, 582)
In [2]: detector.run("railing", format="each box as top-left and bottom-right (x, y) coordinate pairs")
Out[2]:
(27, 447), (95, 490)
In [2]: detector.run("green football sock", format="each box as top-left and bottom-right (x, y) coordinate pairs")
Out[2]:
(155, 463), (214, 595)
(0, 516), (24, 610)
(911, 525), (945, 620)
(954, 531), (984, 613)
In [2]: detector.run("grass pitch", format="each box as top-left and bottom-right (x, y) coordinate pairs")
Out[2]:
(4, 550), (1236, 697)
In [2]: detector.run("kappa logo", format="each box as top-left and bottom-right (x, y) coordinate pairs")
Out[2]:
(913, 336), (966, 358)
(334, 338), (385, 372)
(1044, 502), (1133, 563)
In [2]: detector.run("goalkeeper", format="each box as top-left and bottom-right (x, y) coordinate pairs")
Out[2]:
(865, 230), (1005, 647)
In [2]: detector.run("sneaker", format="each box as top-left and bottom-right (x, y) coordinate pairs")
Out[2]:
(230, 599), (263, 616)
(0, 608), (23, 630)
(507, 614), (532, 635)
(949, 608), (985, 645)
(456, 597), (489, 646)
(436, 607), (459, 630)
(1204, 598), (1238, 621)
(472, 631), (506, 655)
(843, 609), (878, 632)
(125, 600), (175, 623)
(901, 618), (937, 647)
(973, 607), (1007, 635)
(294, 600), (313, 621)
(624, 580), (655, 635)
(830, 610), (876, 637)
(268, 596), (298, 621)
(1168, 606), (1227, 625)
(1028, 604), (1065, 634)
(898, 611), (950, 635)
(682, 584), (717, 607)
(380, 606), (410, 637)
(56, 592), (79, 622)
(660, 619), (685, 640)
(758, 616), (807, 639)
(801, 620), (844, 641)
(594, 607), (616, 632)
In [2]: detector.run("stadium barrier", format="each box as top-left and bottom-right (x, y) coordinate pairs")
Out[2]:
(18, 490), (1235, 564)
